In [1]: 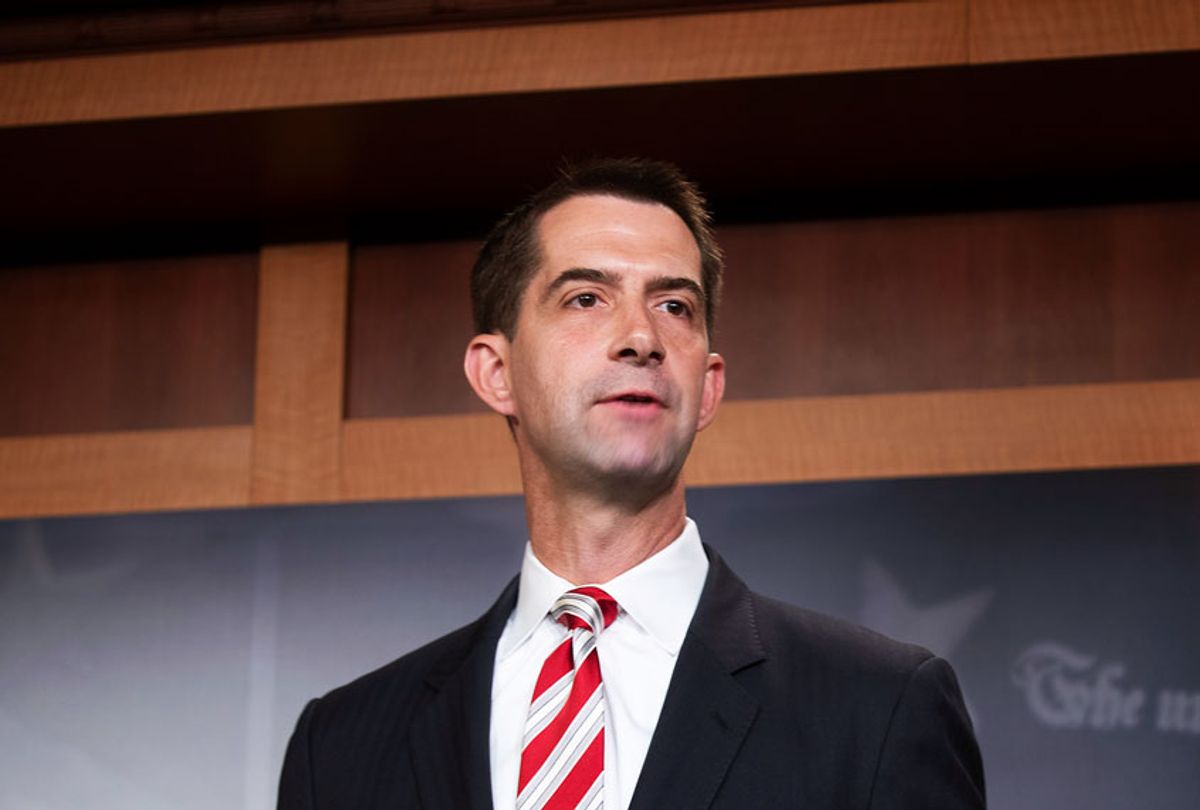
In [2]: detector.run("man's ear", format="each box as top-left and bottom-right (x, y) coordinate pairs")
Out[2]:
(464, 333), (517, 417)
(696, 351), (726, 432)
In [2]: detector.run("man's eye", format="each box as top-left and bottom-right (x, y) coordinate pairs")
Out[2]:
(570, 293), (599, 308)
(659, 299), (692, 317)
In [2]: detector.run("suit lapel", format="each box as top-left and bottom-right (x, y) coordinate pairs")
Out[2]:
(409, 578), (518, 810)
(628, 548), (765, 810)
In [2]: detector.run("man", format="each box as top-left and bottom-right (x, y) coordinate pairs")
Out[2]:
(278, 158), (986, 809)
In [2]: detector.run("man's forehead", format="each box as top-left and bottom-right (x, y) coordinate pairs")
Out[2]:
(538, 192), (687, 232)
(532, 193), (701, 277)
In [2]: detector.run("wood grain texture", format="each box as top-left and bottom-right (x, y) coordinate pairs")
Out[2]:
(341, 413), (522, 500)
(718, 216), (975, 398)
(338, 380), (1200, 500)
(251, 242), (348, 504)
(0, 253), (258, 437)
(8, 51), (1199, 260)
(685, 380), (1200, 485)
(0, 426), (252, 519)
(1110, 208), (1200, 379)
(0, 1), (875, 59)
(963, 204), (1200, 386)
(718, 203), (1200, 398)
(970, 0), (1200, 63)
(0, 2), (966, 127)
(4, 380), (1192, 517)
(344, 203), (1200, 413)
(346, 241), (486, 418)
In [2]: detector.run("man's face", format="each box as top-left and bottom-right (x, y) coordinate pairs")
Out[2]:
(500, 193), (725, 492)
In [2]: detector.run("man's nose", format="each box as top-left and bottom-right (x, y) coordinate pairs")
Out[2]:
(610, 304), (665, 365)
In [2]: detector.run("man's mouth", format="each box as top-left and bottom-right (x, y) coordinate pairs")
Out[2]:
(601, 391), (665, 407)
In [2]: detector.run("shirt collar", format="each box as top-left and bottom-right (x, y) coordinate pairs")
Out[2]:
(498, 518), (709, 661)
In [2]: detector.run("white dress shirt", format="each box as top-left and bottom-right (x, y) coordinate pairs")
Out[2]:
(489, 518), (710, 810)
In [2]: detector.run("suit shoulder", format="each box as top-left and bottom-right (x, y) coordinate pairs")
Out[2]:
(304, 613), (488, 736)
(742, 597), (985, 806)
(280, 600), (511, 807)
(741, 591), (965, 769)
(750, 591), (934, 681)
(330, 614), (484, 699)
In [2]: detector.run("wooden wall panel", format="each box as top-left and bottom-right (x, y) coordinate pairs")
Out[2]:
(0, 2), (967, 127)
(341, 414), (521, 500)
(251, 243), (348, 504)
(0, 426), (252, 519)
(5, 378), (1192, 518)
(8, 51), (1199, 262)
(339, 380), (1200, 500)
(970, 0), (1200, 63)
(0, 253), (257, 437)
(717, 215), (976, 398)
(963, 204), (1200, 386)
(6, 0), (1196, 130)
(1110, 207), (1200, 379)
(346, 242), (485, 419)
(344, 202), (1200, 415)
(719, 203), (1200, 399)
(686, 380), (1200, 486)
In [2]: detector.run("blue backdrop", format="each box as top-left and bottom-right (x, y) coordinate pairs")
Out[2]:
(2, 465), (1197, 808)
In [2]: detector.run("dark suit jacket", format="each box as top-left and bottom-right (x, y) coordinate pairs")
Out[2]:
(278, 547), (985, 809)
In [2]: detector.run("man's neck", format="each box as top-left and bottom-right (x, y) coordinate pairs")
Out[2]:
(523, 477), (688, 585)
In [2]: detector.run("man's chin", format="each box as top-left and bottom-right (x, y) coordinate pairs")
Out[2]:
(583, 445), (688, 492)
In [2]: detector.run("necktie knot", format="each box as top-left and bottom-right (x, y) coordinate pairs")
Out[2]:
(551, 586), (618, 635)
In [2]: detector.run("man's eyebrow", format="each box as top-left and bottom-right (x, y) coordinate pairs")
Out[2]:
(645, 275), (706, 306)
(540, 267), (620, 303)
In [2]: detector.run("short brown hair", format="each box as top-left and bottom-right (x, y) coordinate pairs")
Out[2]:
(470, 157), (723, 343)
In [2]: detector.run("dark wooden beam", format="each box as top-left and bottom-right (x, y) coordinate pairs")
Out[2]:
(2, 51), (1198, 265)
(0, 0), (831, 59)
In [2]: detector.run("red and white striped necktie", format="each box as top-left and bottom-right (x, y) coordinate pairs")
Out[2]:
(517, 586), (619, 810)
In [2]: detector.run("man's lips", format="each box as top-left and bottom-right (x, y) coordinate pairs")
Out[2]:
(598, 390), (665, 407)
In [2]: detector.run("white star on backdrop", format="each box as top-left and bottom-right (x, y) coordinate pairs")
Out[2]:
(858, 556), (993, 660)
